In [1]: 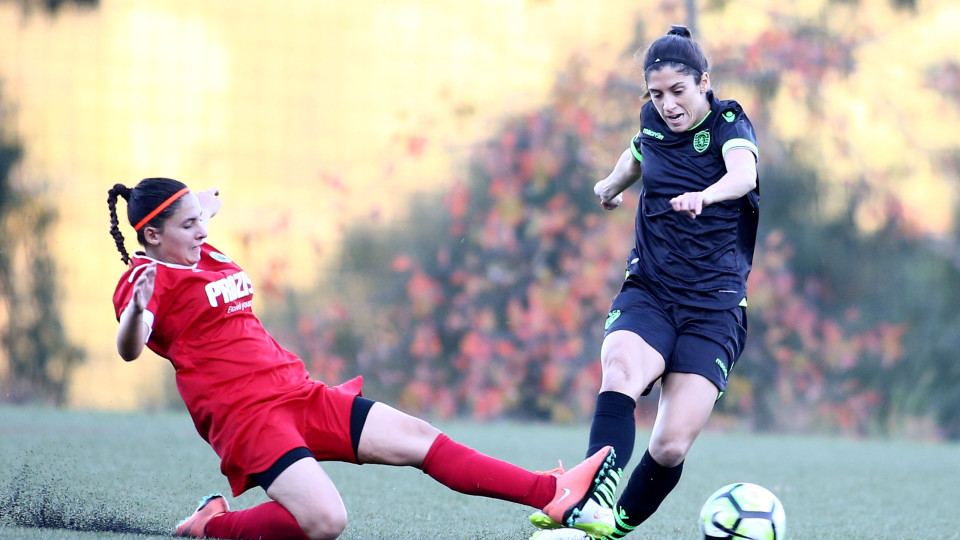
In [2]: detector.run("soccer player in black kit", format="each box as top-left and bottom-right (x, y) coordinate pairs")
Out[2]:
(529, 25), (760, 540)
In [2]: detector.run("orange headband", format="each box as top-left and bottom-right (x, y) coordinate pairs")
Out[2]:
(133, 187), (191, 231)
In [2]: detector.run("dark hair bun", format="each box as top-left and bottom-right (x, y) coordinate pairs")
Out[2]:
(667, 25), (692, 38)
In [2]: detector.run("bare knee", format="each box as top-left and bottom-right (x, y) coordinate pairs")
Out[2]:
(599, 332), (663, 398)
(600, 353), (648, 397)
(266, 458), (348, 539)
(298, 506), (348, 540)
(648, 437), (691, 468)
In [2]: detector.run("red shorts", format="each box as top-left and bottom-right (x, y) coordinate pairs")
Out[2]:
(220, 376), (364, 496)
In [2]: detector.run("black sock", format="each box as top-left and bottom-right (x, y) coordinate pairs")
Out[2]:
(586, 391), (636, 510)
(613, 450), (683, 536)
(586, 391), (637, 472)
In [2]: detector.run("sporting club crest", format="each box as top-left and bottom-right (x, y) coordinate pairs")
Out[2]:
(693, 130), (710, 153)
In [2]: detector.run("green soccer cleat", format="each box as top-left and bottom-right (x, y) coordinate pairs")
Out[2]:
(530, 499), (615, 539)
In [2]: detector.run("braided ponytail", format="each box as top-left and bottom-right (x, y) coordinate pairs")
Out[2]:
(107, 177), (189, 266)
(107, 183), (132, 265)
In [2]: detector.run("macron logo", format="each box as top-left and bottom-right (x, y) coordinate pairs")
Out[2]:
(204, 271), (254, 307)
(642, 127), (664, 140)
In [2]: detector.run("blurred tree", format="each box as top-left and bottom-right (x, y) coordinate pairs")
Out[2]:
(6, 0), (97, 15)
(0, 100), (84, 404)
(0, 0), (93, 404)
(704, 0), (960, 437)
(257, 1), (960, 439)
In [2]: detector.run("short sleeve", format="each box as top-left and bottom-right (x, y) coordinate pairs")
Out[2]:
(630, 128), (643, 162)
(715, 106), (758, 160)
(113, 263), (161, 339)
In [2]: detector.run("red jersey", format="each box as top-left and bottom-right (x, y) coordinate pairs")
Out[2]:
(113, 243), (360, 494)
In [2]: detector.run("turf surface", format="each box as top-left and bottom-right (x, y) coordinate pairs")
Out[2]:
(1, 405), (957, 539)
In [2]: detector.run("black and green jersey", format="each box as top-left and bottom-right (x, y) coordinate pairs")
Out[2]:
(626, 90), (759, 310)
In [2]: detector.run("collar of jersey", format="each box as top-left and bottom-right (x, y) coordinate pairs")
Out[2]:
(132, 251), (199, 270)
(684, 90), (720, 132)
(687, 109), (712, 131)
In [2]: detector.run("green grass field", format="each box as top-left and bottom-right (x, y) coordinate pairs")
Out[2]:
(0, 405), (957, 539)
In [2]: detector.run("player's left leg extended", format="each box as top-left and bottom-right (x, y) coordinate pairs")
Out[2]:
(608, 372), (718, 539)
(358, 401), (615, 534)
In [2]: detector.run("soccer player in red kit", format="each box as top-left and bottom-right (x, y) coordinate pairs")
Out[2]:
(108, 177), (618, 540)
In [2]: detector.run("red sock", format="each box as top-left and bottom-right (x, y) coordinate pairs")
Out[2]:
(205, 501), (308, 540)
(421, 433), (556, 508)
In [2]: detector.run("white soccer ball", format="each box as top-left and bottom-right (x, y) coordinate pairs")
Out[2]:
(699, 482), (786, 540)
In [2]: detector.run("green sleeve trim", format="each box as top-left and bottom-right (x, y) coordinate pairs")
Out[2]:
(722, 138), (758, 158)
(739, 297), (748, 307)
(630, 138), (643, 162)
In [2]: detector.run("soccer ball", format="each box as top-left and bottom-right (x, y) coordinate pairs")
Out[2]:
(699, 482), (786, 540)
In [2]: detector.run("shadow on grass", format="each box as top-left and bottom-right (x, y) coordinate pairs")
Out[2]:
(0, 463), (167, 536)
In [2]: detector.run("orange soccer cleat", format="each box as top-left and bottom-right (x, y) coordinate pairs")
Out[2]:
(174, 493), (229, 538)
(539, 445), (616, 534)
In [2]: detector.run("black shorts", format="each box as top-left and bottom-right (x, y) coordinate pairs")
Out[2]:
(603, 280), (747, 394)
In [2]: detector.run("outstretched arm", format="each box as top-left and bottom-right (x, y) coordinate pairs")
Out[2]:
(116, 263), (156, 362)
(594, 148), (643, 210)
(670, 147), (757, 219)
